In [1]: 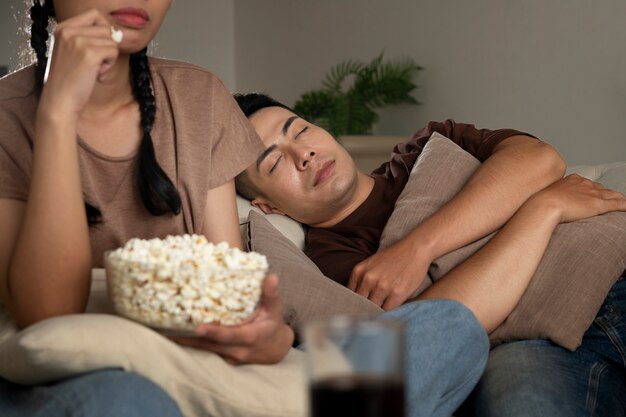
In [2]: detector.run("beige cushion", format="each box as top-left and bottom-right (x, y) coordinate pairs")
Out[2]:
(246, 211), (383, 337)
(0, 270), (307, 417)
(237, 195), (305, 249)
(566, 161), (626, 194)
(379, 133), (626, 350)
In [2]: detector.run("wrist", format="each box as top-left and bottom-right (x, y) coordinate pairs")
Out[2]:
(37, 91), (80, 129)
(518, 193), (562, 226)
(405, 224), (439, 262)
(35, 104), (78, 141)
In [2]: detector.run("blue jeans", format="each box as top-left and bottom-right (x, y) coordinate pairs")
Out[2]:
(463, 276), (626, 417)
(0, 369), (183, 417)
(383, 299), (489, 417)
(0, 301), (487, 417)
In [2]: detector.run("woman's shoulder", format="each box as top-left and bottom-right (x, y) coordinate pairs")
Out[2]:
(148, 57), (224, 89)
(0, 65), (37, 102)
(0, 65), (38, 134)
(148, 57), (235, 113)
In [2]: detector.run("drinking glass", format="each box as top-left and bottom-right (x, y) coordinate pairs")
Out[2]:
(304, 316), (405, 417)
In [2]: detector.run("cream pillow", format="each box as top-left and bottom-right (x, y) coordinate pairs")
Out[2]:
(237, 195), (305, 249)
(0, 270), (307, 417)
(380, 133), (626, 350)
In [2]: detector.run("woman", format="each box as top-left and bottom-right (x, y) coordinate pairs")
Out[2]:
(0, 1), (293, 415)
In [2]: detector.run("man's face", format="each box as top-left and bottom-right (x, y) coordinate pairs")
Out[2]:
(246, 106), (359, 226)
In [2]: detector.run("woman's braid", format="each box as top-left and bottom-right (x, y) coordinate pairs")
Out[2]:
(130, 48), (181, 216)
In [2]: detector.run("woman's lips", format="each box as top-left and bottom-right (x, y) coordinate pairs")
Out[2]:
(314, 161), (335, 187)
(111, 8), (150, 29)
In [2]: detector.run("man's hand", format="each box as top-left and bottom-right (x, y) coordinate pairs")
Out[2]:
(530, 174), (626, 223)
(170, 274), (294, 365)
(418, 174), (626, 332)
(348, 238), (432, 310)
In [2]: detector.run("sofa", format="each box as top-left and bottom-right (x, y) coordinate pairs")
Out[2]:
(0, 159), (623, 417)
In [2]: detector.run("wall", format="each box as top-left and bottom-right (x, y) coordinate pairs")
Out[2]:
(234, 0), (626, 165)
(0, 0), (237, 90)
(2, 1), (626, 164)
(0, 1), (29, 72)
(155, 0), (237, 90)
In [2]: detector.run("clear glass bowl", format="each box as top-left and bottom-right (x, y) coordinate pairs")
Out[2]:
(103, 250), (267, 334)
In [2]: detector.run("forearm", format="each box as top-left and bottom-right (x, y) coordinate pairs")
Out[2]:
(409, 136), (565, 260)
(201, 180), (243, 250)
(7, 113), (91, 327)
(417, 198), (560, 332)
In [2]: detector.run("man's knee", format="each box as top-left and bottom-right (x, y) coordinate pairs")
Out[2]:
(387, 299), (489, 363)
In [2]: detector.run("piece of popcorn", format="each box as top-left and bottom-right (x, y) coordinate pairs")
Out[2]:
(105, 235), (268, 330)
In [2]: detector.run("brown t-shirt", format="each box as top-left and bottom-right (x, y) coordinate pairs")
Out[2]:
(0, 58), (264, 267)
(305, 120), (528, 285)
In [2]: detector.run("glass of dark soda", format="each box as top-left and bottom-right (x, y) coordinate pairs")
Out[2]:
(304, 316), (405, 417)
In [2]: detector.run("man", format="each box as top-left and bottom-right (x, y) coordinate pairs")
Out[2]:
(234, 93), (566, 310)
(233, 93), (626, 417)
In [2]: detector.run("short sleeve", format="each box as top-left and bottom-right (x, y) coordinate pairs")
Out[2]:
(373, 120), (532, 178)
(149, 59), (265, 193)
(203, 79), (265, 190)
(0, 75), (37, 202)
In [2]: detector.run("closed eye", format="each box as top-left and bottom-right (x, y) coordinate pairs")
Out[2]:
(295, 126), (308, 138)
(269, 155), (282, 173)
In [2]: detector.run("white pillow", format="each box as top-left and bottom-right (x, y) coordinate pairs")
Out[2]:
(237, 195), (305, 250)
(0, 270), (307, 417)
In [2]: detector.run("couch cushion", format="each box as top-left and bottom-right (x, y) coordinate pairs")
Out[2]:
(379, 133), (626, 350)
(237, 196), (305, 249)
(566, 161), (626, 194)
(246, 211), (383, 337)
(0, 270), (307, 417)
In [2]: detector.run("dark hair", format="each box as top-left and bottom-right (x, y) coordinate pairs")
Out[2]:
(29, 0), (181, 225)
(232, 93), (296, 200)
(233, 92), (296, 119)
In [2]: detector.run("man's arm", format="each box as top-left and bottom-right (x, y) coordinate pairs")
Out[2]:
(417, 174), (626, 332)
(349, 135), (566, 310)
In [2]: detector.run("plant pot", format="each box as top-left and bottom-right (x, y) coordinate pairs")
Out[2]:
(337, 135), (406, 173)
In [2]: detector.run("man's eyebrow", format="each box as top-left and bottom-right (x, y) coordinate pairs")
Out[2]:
(256, 144), (278, 172)
(255, 116), (299, 173)
(282, 116), (299, 136)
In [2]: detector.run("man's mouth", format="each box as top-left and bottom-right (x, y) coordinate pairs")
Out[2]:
(314, 161), (335, 187)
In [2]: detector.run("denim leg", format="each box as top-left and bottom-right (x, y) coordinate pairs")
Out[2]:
(0, 369), (184, 417)
(464, 277), (626, 417)
(384, 299), (489, 417)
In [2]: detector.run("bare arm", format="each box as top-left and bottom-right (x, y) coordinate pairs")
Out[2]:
(418, 174), (626, 332)
(201, 180), (244, 250)
(0, 11), (120, 327)
(3, 113), (92, 327)
(350, 135), (566, 309)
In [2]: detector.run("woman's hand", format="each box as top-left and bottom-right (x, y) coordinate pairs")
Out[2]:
(39, 9), (121, 121)
(170, 274), (294, 365)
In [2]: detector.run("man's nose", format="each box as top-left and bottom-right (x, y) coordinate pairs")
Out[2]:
(295, 147), (316, 170)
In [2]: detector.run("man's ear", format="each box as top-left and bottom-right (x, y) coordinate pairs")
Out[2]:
(251, 198), (287, 216)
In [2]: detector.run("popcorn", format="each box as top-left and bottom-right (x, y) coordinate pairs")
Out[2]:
(110, 26), (124, 44)
(105, 235), (268, 330)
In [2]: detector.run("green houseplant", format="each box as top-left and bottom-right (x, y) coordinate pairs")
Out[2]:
(293, 53), (423, 137)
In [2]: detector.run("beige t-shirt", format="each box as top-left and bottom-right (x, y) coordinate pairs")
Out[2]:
(0, 58), (264, 267)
